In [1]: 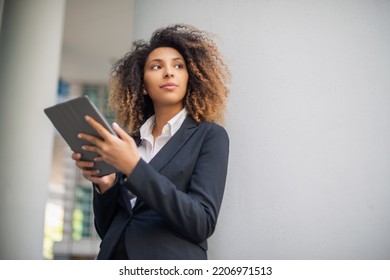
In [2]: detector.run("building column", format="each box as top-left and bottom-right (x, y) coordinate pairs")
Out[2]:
(0, 0), (65, 259)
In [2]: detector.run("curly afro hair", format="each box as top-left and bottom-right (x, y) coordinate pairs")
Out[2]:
(109, 24), (231, 136)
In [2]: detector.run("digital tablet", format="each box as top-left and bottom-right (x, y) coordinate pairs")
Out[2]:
(44, 96), (118, 176)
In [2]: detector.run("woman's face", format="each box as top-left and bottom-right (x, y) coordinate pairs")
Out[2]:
(143, 47), (189, 110)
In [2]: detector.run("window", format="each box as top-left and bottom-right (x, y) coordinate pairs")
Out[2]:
(44, 81), (112, 259)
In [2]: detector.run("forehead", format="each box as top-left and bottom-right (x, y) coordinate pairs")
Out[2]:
(146, 47), (184, 61)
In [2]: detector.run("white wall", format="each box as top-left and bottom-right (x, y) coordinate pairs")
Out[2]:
(133, 0), (390, 259)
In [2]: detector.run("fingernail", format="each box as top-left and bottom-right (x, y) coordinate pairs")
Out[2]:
(85, 115), (90, 121)
(78, 133), (82, 138)
(82, 145), (86, 150)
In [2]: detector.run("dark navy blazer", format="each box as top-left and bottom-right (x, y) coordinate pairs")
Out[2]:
(93, 115), (229, 259)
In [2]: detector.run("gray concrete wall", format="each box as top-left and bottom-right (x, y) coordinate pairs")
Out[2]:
(134, 0), (390, 259)
(0, 0), (65, 259)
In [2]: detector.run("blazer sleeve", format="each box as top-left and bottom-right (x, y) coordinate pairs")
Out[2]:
(123, 123), (229, 243)
(92, 180), (120, 238)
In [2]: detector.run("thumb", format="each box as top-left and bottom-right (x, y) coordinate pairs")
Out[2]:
(112, 122), (130, 140)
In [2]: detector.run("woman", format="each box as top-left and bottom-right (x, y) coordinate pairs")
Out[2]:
(72, 24), (231, 259)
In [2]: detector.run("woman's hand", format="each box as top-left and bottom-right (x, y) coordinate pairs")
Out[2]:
(78, 115), (141, 177)
(71, 152), (116, 193)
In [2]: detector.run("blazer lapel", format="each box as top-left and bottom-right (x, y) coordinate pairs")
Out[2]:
(148, 115), (198, 172)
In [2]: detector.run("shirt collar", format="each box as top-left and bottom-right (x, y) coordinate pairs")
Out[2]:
(140, 108), (188, 140)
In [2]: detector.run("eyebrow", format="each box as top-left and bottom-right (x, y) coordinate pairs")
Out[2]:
(147, 57), (184, 64)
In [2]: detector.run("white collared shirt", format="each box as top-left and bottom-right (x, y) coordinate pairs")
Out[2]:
(138, 108), (188, 163)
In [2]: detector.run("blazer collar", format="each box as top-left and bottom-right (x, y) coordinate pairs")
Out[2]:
(148, 115), (198, 171)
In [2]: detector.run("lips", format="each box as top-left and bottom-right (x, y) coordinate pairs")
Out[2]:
(160, 82), (178, 90)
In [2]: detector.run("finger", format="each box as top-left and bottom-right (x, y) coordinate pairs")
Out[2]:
(81, 144), (101, 154)
(76, 160), (95, 169)
(85, 115), (113, 140)
(71, 152), (81, 160)
(94, 156), (104, 162)
(112, 122), (131, 141)
(78, 133), (102, 146)
(82, 169), (100, 179)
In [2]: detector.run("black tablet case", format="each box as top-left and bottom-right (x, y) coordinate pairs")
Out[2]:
(44, 96), (118, 176)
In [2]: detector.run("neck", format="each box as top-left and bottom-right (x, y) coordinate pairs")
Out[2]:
(152, 104), (184, 138)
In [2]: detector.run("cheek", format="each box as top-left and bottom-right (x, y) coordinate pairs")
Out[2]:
(143, 73), (155, 90)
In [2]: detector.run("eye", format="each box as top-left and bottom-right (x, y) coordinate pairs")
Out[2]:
(174, 63), (185, 69)
(151, 65), (162, 70)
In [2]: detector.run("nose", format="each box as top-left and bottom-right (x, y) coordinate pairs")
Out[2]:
(164, 67), (174, 78)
